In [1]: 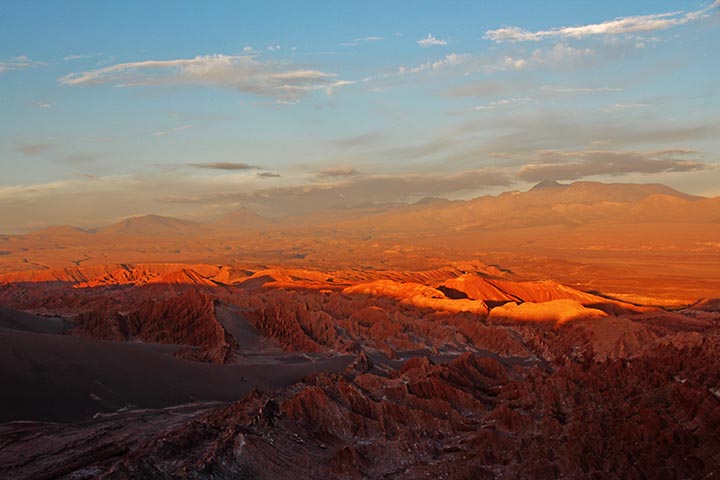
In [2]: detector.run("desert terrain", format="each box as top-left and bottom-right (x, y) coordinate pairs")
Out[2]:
(0, 181), (718, 478)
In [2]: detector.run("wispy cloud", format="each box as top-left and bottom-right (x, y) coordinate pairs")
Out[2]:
(516, 149), (705, 182)
(530, 43), (594, 64)
(342, 36), (384, 46)
(444, 79), (526, 98)
(601, 103), (649, 112)
(367, 41), (592, 87)
(0, 55), (44, 74)
(59, 54), (349, 101)
(473, 97), (534, 111)
(314, 167), (361, 178)
(481, 43), (592, 74)
(485, 2), (719, 42)
(417, 34), (449, 47)
(257, 172), (281, 179)
(397, 53), (470, 75)
(188, 162), (261, 170)
(64, 53), (102, 61)
(152, 124), (193, 137)
(32, 102), (53, 109)
(16, 143), (53, 155)
(484, 56), (528, 73)
(540, 85), (623, 94)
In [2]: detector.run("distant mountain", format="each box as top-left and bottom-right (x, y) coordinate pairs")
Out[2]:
(96, 214), (200, 236)
(412, 197), (455, 207)
(627, 194), (720, 223)
(212, 207), (277, 230)
(329, 181), (714, 233)
(26, 225), (91, 237)
(533, 181), (702, 204)
(530, 180), (567, 191)
(10, 182), (718, 241)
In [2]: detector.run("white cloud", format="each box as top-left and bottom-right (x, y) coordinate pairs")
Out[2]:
(473, 97), (534, 111)
(418, 34), (449, 47)
(484, 56), (527, 73)
(531, 43), (594, 64)
(324, 80), (355, 96)
(483, 43), (591, 74)
(59, 54), (347, 100)
(32, 102), (53, 109)
(369, 41), (589, 84)
(398, 53), (470, 75)
(485, 2), (718, 42)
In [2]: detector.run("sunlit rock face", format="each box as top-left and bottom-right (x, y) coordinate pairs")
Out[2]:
(1, 258), (719, 478)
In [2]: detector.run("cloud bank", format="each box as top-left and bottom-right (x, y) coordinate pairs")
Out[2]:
(59, 54), (349, 100)
(485, 2), (718, 42)
(517, 149), (706, 182)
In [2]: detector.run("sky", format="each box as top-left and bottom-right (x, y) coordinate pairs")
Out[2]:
(1, 0), (719, 232)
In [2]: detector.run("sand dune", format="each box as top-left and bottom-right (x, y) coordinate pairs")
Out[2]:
(0, 305), (70, 334)
(0, 302), (352, 423)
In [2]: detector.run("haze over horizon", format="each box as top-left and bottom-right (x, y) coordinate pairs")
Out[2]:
(2, 0), (719, 232)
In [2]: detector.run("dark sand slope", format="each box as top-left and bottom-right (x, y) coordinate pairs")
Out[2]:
(0, 306), (352, 423)
(0, 305), (70, 334)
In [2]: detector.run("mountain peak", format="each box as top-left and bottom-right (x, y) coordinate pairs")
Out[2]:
(215, 207), (276, 229)
(96, 214), (197, 236)
(412, 197), (453, 207)
(530, 180), (567, 191)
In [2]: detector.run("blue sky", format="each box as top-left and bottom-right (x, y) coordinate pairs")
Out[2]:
(1, 1), (719, 231)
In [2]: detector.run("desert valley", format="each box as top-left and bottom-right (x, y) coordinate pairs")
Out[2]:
(1, 180), (719, 478)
